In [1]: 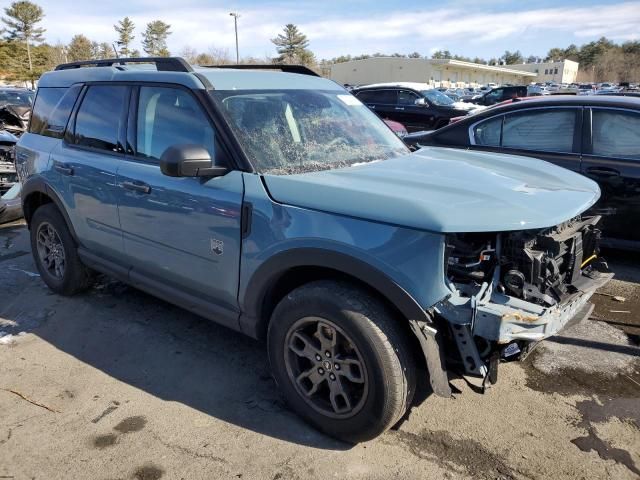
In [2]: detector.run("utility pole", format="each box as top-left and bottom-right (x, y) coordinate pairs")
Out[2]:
(229, 12), (240, 64)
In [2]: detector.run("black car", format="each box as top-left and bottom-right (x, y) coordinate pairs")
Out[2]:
(405, 95), (640, 250)
(469, 85), (528, 106)
(352, 83), (483, 132)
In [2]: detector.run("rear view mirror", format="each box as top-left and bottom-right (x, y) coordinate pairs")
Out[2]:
(160, 144), (228, 178)
(414, 98), (427, 106)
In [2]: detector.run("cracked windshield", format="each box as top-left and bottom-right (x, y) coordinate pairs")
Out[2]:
(212, 90), (409, 174)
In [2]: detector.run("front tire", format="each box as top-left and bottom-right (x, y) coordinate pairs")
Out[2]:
(30, 204), (93, 295)
(268, 281), (416, 443)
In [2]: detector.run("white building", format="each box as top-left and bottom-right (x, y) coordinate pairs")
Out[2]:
(330, 57), (537, 87)
(508, 60), (579, 84)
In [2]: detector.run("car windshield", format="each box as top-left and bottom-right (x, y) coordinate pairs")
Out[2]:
(420, 89), (455, 106)
(0, 90), (34, 107)
(211, 89), (409, 175)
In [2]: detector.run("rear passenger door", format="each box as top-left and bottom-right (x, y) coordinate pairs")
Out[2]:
(581, 107), (640, 244)
(49, 84), (127, 261)
(355, 89), (398, 122)
(116, 85), (244, 328)
(470, 107), (582, 172)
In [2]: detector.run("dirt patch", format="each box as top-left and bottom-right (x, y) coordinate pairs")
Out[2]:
(114, 416), (147, 434)
(524, 354), (640, 397)
(569, 396), (640, 476)
(575, 397), (640, 429)
(133, 464), (164, 480)
(571, 428), (639, 476)
(389, 429), (523, 480)
(93, 433), (118, 449)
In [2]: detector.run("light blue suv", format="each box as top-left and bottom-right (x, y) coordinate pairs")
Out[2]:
(16, 58), (612, 442)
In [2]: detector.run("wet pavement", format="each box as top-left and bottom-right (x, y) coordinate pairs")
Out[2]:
(1, 221), (639, 479)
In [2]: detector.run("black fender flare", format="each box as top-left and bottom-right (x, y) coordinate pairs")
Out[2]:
(242, 247), (433, 330)
(240, 247), (451, 397)
(21, 176), (79, 243)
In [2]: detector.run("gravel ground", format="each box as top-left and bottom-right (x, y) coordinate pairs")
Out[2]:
(1, 221), (639, 480)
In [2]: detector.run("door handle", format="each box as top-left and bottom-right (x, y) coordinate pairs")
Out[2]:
(122, 180), (151, 194)
(54, 163), (74, 176)
(395, 107), (405, 111)
(586, 167), (620, 177)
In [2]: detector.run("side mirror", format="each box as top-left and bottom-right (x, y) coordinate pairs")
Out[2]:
(414, 97), (427, 106)
(160, 144), (228, 178)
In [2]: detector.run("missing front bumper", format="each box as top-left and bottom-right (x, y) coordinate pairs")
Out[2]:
(435, 269), (613, 379)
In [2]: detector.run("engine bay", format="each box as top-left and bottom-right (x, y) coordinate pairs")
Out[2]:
(445, 216), (606, 307)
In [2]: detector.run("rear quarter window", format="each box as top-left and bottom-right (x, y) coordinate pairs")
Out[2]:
(29, 87), (66, 134)
(29, 85), (81, 138)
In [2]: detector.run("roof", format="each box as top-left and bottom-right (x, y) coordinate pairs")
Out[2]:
(37, 64), (340, 91)
(195, 68), (341, 91)
(429, 59), (537, 77)
(488, 94), (640, 109)
(354, 82), (433, 91)
(439, 95), (640, 128)
(330, 57), (537, 77)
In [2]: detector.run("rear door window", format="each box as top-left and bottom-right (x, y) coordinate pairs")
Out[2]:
(591, 109), (640, 160)
(356, 89), (397, 105)
(73, 85), (127, 152)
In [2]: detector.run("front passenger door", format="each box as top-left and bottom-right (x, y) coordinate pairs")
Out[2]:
(396, 90), (426, 132)
(116, 85), (244, 327)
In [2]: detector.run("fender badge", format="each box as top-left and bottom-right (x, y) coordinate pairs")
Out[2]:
(210, 238), (224, 256)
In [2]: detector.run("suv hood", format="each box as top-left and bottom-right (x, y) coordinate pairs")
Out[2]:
(262, 147), (600, 233)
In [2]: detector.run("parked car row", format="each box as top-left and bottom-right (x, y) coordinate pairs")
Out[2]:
(404, 95), (640, 250)
(352, 82), (485, 132)
(0, 86), (30, 223)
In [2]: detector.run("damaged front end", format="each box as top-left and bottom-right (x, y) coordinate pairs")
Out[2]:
(434, 216), (613, 388)
(0, 130), (19, 196)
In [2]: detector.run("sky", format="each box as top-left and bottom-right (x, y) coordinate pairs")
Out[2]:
(22, 0), (640, 61)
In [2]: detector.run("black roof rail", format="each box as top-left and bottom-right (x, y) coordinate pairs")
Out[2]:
(54, 57), (193, 73)
(206, 64), (320, 77)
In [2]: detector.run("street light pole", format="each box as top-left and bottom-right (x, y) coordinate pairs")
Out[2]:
(229, 12), (240, 64)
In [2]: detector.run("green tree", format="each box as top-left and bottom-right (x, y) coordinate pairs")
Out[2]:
(408, 51), (422, 58)
(501, 50), (523, 65)
(114, 16), (135, 57)
(142, 20), (171, 57)
(1, 1), (45, 87)
(96, 42), (113, 59)
(431, 50), (452, 59)
(67, 34), (93, 61)
(271, 24), (314, 65)
(545, 47), (565, 62)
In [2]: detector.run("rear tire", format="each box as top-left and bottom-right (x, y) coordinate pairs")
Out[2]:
(268, 280), (416, 443)
(30, 203), (93, 295)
